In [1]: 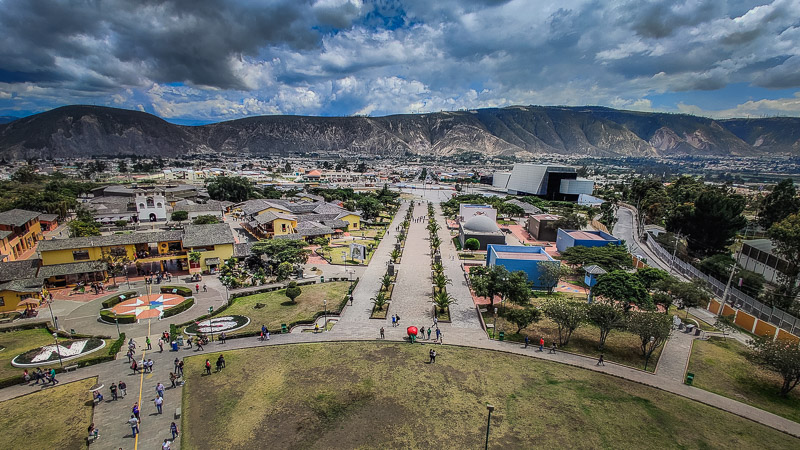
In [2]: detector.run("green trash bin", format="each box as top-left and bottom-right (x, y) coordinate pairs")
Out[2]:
(686, 373), (694, 385)
(499, 331), (505, 341)
(281, 324), (288, 334)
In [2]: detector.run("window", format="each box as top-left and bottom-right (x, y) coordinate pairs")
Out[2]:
(281, 223), (287, 232)
(73, 250), (90, 261)
(110, 246), (127, 257)
(147, 198), (155, 207)
(0, 297), (4, 307)
(139, 203), (145, 209)
(157, 203), (162, 208)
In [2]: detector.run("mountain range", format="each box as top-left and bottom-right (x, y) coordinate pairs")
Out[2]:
(0, 105), (798, 160)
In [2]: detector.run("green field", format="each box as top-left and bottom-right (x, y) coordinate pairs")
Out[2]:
(688, 337), (800, 423)
(181, 342), (799, 449)
(207, 281), (351, 335)
(0, 328), (110, 386)
(0, 377), (96, 450)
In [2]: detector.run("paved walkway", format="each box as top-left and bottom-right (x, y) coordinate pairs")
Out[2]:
(655, 329), (694, 382)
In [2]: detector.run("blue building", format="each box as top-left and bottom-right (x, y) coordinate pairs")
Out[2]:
(486, 244), (559, 290)
(556, 229), (622, 253)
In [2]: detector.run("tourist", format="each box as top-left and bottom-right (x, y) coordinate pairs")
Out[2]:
(131, 360), (139, 374)
(163, 439), (171, 450)
(87, 422), (99, 441)
(391, 314), (396, 327)
(549, 342), (557, 354)
(158, 338), (164, 353)
(435, 328), (441, 342)
(34, 368), (43, 385)
(380, 327), (385, 339)
(524, 336), (529, 348)
(154, 396), (163, 414)
(170, 372), (177, 388)
(178, 360), (184, 376)
(22, 369), (30, 383)
(597, 354), (605, 366)
(429, 349), (437, 363)
(126, 348), (134, 362)
(205, 359), (212, 374)
(420, 326), (425, 340)
(203, 284), (207, 292)
(93, 390), (103, 403)
(118, 381), (127, 397)
(433, 316), (438, 328)
(261, 324), (267, 338)
(219, 332), (226, 344)
(146, 336), (152, 350)
(538, 337), (544, 352)
(110, 382), (118, 401)
(265, 329), (270, 340)
(170, 422), (179, 440)
(195, 284), (199, 293)
(314, 323), (319, 333)
(156, 382), (165, 398)
(128, 338), (136, 349)
(196, 339), (204, 351)
(148, 359), (154, 373)
(395, 314), (400, 326)
(174, 358), (180, 373)
(186, 336), (193, 349)
(49, 368), (58, 385)
(132, 402), (141, 422)
(128, 415), (139, 437)
(427, 328), (431, 340)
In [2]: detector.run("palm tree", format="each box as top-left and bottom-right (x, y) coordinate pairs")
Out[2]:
(430, 236), (441, 250)
(372, 292), (387, 312)
(432, 290), (457, 315)
(381, 273), (393, 291)
(433, 273), (450, 291)
(390, 249), (401, 263)
(431, 262), (444, 276)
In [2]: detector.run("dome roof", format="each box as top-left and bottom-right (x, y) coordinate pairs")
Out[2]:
(463, 215), (500, 233)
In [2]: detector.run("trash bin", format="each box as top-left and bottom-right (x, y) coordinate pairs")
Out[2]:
(499, 331), (505, 341)
(281, 324), (288, 334)
(176, 336), (184, 347)
(171, 341), (178, 351)
(686, 373), (694, 385)
(695, 327), (702, 336)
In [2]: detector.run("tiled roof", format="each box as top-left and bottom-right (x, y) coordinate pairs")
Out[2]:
(505, 199), (542, 215)
(182, 223), (235, 247)
(0, 277), (44, 293)
(294, 221), (334, 237)
(38, 214), (59, 222)
(234, 242), (253, 258)
(38, 231), (183, 252)
(0, 259), (40, 282)
(0, 209), (40, 227)
(38, 261), (107, 278)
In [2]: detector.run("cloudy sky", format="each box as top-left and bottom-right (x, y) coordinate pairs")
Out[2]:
(1, 0), (799, 124)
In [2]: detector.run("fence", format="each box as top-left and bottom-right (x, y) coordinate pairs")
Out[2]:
(645, 234), (800, 337)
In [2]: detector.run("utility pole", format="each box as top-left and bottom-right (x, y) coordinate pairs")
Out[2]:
(670, 231), (681, 276)
(719, 246), (742, 316)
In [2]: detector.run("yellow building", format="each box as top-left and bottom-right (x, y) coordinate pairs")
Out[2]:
(0, 209), (43, 261)
(237, 198), (361, 240)
(0, 259), (42, 313)
(182, 224), (235, 273)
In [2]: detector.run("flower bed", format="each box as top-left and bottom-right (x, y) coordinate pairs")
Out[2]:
(184, 315), (251, 335)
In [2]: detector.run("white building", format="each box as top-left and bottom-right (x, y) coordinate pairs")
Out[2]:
(492, 164), (593, 201)
(135, 193), (168, 222)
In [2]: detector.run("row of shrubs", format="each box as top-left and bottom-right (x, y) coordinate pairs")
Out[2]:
(101, 291), (138, 308)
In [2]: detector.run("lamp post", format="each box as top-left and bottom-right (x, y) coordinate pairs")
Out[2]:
(644, 336), (655, 371)
(208, 306), (214, 341)
(47, 300), (56, 329)
(323, 299), (327, 330)
(52, 332), (63, 367)
(485, 403), (494, 450)
(114, 311), (121, 338)
(493, 307), (498, 340)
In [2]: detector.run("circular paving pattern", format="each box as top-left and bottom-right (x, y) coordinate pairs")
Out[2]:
(110, 293), (187, 320)
(12, 338), (106, 367)
(184, 315), (250, 335)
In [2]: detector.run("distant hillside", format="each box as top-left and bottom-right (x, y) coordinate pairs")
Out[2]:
(0, 104), (798, 159)
(0, 116), (17, 124)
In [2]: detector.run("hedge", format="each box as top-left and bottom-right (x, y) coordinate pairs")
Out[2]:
(160, 285), (193, 297)
(99, 309), (136, 324)
(101, 291), (138, 308)
(161, 297), (195, 318)
(108, 332), (126, 356)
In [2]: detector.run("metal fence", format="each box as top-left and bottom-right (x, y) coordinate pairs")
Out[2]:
(645, 234), (800, 337)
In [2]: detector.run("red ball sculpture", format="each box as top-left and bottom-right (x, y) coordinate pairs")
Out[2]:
(407, 326), (418, 336)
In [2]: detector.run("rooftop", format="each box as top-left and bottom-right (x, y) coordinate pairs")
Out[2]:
(0, 259), (40, 282)
(495, 251), (552, 261)
(182, 223), (235, 247)
(566, 230), (614, 241)
(0, 209), (40, 227)
(38, 230), (184, 252)
(743, 239), (775, 254)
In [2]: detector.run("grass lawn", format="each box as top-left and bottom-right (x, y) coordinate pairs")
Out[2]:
(0, 376), (96, 450)
(0, 328), (111, 385)
(208, 281), (351, 335)
(459, 252), (485, 260)
(688, 337), (800, 423)
(483, 310), (664, 372)
(319, 242), (378, 265)
(181, 342), (800, 449)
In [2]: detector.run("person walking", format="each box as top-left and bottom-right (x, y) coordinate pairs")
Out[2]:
(110, 382), (118, 401)
(427, 327), (431, 340)
(119, 381), (127, 397)
(549, 342), (557, 354)
(220, 332), (226, 344)
(195, 283), (200, 294)
(205, 359), (212, 375)
(524, 336), (529, 348)
(174, 358), (180, 374)
(391, 314), (396, 327)
(596, 354), (605, 366)
(539, 337), (544, 352)
(146, 336), (152, 350)
(162, 438), (171, 450)
(126, 348), (134, 363)
(196, 339), (204, 351)
(428, 349), (437, 363)
(49, 368), (58, 385)
(128, 415), (139, 437)
(169, 372), (177, 388)
(154, 396), (163, 414)
(158, 338), (164, 353)
(420, 326), (426, 340)
(178, 360), (184, 377)
(132, 402), (141, 422)
(395, 314), (400, 326)
(380, 327), (385, 339)
(156, 382), (165, 398)
(261, 324), (267, 340)
(170, 422), (179, 441)
(203, 284), (207, 292)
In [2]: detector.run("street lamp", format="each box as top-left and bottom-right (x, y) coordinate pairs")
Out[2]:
(485, 403), (494, 450)
(493, 307), (498, 340)
(52, 332), (63, 367)
(114, 311), (121, 337)
(323, 299), (327, 330)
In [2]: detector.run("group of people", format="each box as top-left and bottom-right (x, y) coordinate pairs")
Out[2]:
(204, 354), (226, 374)
(22, 367), (59, 386)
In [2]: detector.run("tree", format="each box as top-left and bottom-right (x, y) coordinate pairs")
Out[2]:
(698, 253), (765, 298)
(206, 176), (256, 203)
(118, 160), (128, 173)
(433, 273), (450, 292)
(100, 252), (130, 288)
(464, 238), (480, 252)
(559, 245), (633, 271)
(499, 202), (525, 218)
(356, 196), (382, 220)
(598, 200), (618, 231)
(552, 213), (588, 231)
(587, 300), (626, 350)
(542, 299), (586, 345)
(356, 162), (367, 173)
(593, 270), (651, 308)
(69, 207), (100, 237)
(171, 210), (189, 224)
(503, 307), (542, 333)
(432, 290), (457, 315)
(503, 271), (533, 306)
(750, 337), (800, 397)
(758, 179), (800, 229)
(768, 213), (800, 307)
(470, 265), (507, 309)
(252, 240), (310, 272)
(276, 262), (294, 281)
(626, 312), (672, 369)
(311, 237), (329, 247)
(372, 292), (387, 312)
(715, 314), (736, 340)
(665, 187), (747, 257)
(114, 219), (129, 228)
(381, 273), (393, 291)
(284, 281), (302, 303)
(635, 267), (671, 289)
(538, 261), (567, 295)
(193, 215), (220, 225)
(390, 249), (401, 263)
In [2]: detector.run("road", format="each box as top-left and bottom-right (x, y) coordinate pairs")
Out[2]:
(613, 206), (671, 272)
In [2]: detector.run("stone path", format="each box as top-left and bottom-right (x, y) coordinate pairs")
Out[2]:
(655, 329), (694, 382)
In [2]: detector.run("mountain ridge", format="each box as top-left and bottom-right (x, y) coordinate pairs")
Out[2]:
(1, 104), (798, 159)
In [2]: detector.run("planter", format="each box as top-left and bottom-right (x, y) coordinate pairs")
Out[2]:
(185, 315), (251, 335)
(370, 303), (389, 319)
(12, 338), (107, 367)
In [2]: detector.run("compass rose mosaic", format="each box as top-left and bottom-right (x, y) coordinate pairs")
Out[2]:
(110, 293), (186, 320)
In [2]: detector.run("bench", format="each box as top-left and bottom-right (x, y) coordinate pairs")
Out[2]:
(174, 407), (182, 419)
(64, 365), (79, 372)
